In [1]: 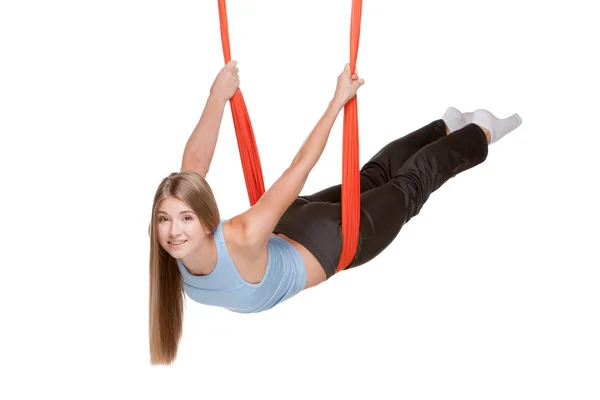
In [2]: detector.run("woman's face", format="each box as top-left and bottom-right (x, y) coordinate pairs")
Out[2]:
(156, 197), (209, 258)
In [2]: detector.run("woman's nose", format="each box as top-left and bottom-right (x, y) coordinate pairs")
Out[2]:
(169, 222), (183, 236)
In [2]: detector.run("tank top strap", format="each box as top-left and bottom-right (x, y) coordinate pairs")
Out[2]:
(213, 219), (226, 245)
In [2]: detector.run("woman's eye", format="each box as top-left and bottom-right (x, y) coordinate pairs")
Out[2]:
(157, 216), (192, 222)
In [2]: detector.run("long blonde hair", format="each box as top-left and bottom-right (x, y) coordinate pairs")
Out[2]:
(148, 171), (220, 365)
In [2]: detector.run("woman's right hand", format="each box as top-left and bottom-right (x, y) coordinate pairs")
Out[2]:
(333, 63), (365, 106)
(210, 60), (240, 102)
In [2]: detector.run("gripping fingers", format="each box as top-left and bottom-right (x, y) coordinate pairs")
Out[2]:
(227, 60), (239, 73)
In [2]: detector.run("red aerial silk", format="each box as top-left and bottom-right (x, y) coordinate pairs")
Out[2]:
(216, 0), (362, 273)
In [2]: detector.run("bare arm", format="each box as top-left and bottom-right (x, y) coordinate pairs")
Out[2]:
(291, 98), (345, 176)
(181, 61), (240, 177)
(181, 93), (228, 177)
(235, 97), (345, 245)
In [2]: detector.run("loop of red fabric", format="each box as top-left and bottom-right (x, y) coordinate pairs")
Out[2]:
(217, 0), (362, 272)
(337, 0), (362, 272)
(217, 0), (265, 206)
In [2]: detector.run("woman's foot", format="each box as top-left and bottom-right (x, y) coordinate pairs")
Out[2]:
(442, 106), (466, 133)
(471, 109), (522, 145)
(442, 106), (522, 145)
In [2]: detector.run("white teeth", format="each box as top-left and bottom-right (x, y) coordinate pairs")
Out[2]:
(171, 241), (186, 245)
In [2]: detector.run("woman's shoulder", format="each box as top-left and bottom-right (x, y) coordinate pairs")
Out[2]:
(221, 216), (271, 283)
(222, 216), (256, 247)
(222, 216), (269, 256)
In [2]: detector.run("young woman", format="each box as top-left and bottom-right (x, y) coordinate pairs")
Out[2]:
(148, 61), (522, 364)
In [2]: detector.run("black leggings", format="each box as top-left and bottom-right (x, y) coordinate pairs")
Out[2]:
(273, 119), (489, 280)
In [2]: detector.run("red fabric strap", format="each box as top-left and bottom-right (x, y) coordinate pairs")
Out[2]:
(216, 0), (362, 272)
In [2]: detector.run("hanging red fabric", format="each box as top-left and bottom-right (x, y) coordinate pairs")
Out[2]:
(216, 0), (362, 273)
(217, 0), (265, 206)
(337, 0), (362, 272)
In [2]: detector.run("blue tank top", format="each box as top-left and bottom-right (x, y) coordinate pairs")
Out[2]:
(176, 219), (307, 313)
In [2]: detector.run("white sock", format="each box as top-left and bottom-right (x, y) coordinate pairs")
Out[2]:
(463, 111), (473, 125)
(471, 109), (522, 144)
(442, 107), (467, 132)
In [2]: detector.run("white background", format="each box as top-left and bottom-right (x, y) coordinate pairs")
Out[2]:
(1, 0), (599, 398)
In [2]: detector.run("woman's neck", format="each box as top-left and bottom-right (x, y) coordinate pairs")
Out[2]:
(180, 236), (217, 276)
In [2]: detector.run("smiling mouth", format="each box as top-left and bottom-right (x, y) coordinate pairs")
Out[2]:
(168, 240), (187, 247)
